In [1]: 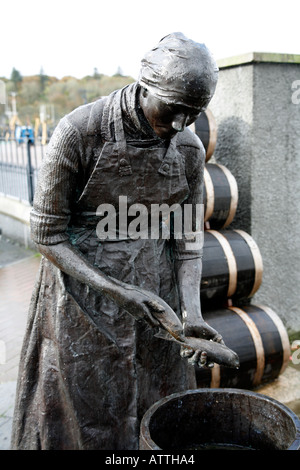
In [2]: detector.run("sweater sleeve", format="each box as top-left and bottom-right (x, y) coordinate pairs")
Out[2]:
(30, 117), (81, 245)
(172, 132), (205, 260)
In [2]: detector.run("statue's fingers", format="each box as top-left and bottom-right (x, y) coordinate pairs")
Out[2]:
(146, 312), (160, 327)
(198, 351), (207, 367)
(212, 333), (224, 344)
(180, 346), (193, 358)
(146, 299), (165, 313)
(188, 349), (202, 366)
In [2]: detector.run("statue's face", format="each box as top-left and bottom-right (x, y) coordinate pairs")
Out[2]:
(139, 89), (203, 140)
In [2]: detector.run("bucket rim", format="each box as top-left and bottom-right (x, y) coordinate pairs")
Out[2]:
(140, 387), (300, 451)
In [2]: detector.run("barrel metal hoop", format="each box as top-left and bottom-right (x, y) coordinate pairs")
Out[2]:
(205, 108), (217, 160)
(229, 306), (265, 386)
(215, 164), (239, 228)
(255, 304), (291, 374)
(210, 363), (221, 388)
(209, 230), (237, 297)
(203, 166), (215, 221)
(233, 229), (263, 296)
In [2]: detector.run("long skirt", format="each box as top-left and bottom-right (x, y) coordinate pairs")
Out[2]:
(11, 233), (196, 450)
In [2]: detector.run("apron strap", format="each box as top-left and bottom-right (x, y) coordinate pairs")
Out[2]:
(114, 88), (179, 178)
(114, 90), (132, 177)
(158, 134), (178, 176)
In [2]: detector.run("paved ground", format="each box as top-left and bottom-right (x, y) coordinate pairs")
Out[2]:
(0, 237), (40, 450)
(0, 236), (299, 450)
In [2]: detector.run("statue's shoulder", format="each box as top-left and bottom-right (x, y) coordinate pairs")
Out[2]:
(177, 127), (204, 151)
(176, 128), (206, 180)
(64, 97), (107, 136)
(176, 127), (205, 164)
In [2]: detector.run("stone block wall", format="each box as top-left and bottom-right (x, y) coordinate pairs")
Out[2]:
(208, 52), (300, 335)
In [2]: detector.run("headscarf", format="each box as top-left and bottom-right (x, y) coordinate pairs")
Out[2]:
(138, 32), (218, 109)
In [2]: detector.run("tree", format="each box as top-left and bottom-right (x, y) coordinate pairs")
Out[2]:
(2, 71), (135, 128)
(114, 66), (123, 77)
(93, 67), (101, 79)
(39, 67), (49, 96)
(10, 68), (22, 90)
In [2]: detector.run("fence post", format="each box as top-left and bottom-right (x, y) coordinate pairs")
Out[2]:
(26, 138), (34, 205)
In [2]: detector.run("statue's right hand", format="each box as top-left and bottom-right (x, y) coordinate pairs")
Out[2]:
(110, 284), (164, 328)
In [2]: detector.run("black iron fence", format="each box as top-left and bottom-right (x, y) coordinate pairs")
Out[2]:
(0, 137), (46, 204)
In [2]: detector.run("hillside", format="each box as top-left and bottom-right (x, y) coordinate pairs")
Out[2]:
(0, 69), (135, 132)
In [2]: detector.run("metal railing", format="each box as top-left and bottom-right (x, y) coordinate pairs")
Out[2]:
(0, 137), (47, 204)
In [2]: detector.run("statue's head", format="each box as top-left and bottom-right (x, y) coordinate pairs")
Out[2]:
(138, 32), (218, 139)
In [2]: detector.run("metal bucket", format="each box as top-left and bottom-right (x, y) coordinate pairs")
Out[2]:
(140, 388), (300, 450)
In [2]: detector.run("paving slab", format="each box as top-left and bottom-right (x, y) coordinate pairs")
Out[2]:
(0, 241), (40, 450)
(0, 381), (17, 450)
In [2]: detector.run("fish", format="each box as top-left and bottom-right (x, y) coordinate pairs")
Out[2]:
(146, 299), (240, 369)
(107, 279), (239, 369)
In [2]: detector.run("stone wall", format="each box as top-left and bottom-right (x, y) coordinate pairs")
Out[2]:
(0, 196), (34, 249)
(209, 52), (300, 335)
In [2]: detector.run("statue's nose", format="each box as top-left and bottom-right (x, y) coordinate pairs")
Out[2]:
(172, 114), (188, 132)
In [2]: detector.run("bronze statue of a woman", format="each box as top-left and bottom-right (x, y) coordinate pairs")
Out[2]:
(11, 33), (231, 450)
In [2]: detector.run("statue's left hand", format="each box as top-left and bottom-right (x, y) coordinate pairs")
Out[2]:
(183, 319), (223, 343)
(181, 319), (224, 368)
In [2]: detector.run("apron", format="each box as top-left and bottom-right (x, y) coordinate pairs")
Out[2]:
(11, 91), (196, 450)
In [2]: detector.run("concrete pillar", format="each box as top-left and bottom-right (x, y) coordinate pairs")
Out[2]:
(209, 52), (300, 335)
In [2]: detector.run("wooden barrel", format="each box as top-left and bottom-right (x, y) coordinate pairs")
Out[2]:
(140, 388), (300, 450)
(201, 229), (263, 302)
(189, 108), (217, 162)
(195, 304), (291, 390)
(203, 163), (238, 229)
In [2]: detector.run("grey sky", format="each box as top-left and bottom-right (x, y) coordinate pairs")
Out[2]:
(1, 0), (299, 79)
